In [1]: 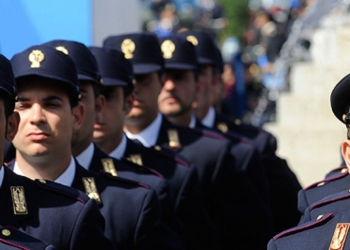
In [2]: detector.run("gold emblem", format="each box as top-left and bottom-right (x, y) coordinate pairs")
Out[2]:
(55, 46), (69, 55)
(343, 114), (347, 123)
(1, 229), (11, 236)
(186, 35), (198, 46)
(129, 154), (143, 166)
(329, 223), (350, 250)
(11, 186), (28, 215)
(101, 158), (118, 176)
(28, 50), (45, 68)
(161, 40), (176, 59)
(167, 129), (181, 148)
(82, 177), (101, 203)
(100, 78), (104, 85)
(154, 145), (162, 151)
(217, 123), (228, 134)
(121, 39), (136, 59)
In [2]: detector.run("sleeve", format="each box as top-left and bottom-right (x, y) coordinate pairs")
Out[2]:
(70, 198), (116, 250)
(134, 189), (185, 250)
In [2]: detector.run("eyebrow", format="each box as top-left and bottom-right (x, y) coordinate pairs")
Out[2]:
(17, 95), (64, 102)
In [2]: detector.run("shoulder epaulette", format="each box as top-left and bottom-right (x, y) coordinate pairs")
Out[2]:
(304, 171), (349, 190)
(310, 190), (350, 211)
(273, 213), (334, 241)
(4, 159), (15, 168)
(325, 166), (348, 177)
(100, 170), (151, 190)
(34, 179), (88, 204)
(0, 226), (53, 249)
(149, 146), (192, 168)
(121, 157), (164, 179)
(192, 127), (226, 141)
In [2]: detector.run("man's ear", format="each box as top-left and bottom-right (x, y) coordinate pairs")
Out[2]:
(124, 93), (135, 115)
(341, 140), (350, 172)
(72, 103), (85, 131)
(5, 111), (19, 141)
(95, 94), (106, 113)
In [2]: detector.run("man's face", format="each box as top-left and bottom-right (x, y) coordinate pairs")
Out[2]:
(71, 81), (96, 147)
(12, 81), (80, 157)
(195, 65), (214, 110)
(0, 99), (19, 164)
(125, 72), (162, 121)
(158, 69), (197, 117)
(94, 86), (129, 143)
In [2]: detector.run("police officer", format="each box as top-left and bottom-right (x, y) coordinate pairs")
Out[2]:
(42, 40), (184, 248)
(178, 30), (302, 234)
(90, 44), (217, 249)
(0, 53), (114, 249)
(103, 31), (270, 250)
(10, 44), (183, 250)
(267, 71), (350, 249)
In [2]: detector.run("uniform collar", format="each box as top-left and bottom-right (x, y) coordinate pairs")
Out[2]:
(189, 115), (197, 128)
(201, 106), (216, 128)
(0, 166), (4, 189)
(125, 112), (162, 147)
(13, 156), (76, 187)
(76, 143), (95, 170)
(109, 133), (127, 160)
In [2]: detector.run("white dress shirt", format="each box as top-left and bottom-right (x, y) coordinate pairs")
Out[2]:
(109, 134), (127, 160)
(13, 156), (76, 187)
(200, 106), (216, 129)
(76, 143), (95, 170)
(0, 166), (4, 189)
(125, 112), (162, 147)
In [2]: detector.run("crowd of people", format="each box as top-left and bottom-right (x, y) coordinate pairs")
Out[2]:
(2, 1), (350, 249)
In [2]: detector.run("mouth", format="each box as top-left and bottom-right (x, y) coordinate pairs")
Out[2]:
(27, 132), (49, 141)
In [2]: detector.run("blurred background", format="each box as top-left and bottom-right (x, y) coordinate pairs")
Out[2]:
(1, 0), (350, 187)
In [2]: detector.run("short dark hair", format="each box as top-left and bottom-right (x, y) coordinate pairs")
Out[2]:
(0, 91), (15, 119)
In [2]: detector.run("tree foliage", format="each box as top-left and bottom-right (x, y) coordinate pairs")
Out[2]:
(218, 0), (250, 42)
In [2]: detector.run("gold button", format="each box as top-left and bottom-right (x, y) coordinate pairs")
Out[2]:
(316, 214), (324, 221)
(78, 94), (82, 100)
(341, 168), (348, 174)
(39, 179), (46, 184)
(317, 182), (325, 187)
(2, 229), (11, 236)
(154, 145), (161, 151)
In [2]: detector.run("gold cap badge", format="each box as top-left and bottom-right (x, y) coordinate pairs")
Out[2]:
(161, 40), (176, 59)
(217, 123), (228, 134)
(101, 158), (118, 177)
(29, 50), (45, 68)
(186, 35), (198, 46)
(129, 154), (143, 166)
(167, 129), (181, 148)
(11, 186), (28, 215)
(82, 177), (101, 203)
(121, 39), (136, 59)
(329, 223), (350, 250)
(55, 46), (69, 55)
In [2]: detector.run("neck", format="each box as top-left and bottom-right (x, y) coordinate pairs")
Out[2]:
(94, 132), (123, 155)
(72, 135), (93, 157)
(165, 111), (192, 126)
(195, 105), (210, 120)
(15, 150), (71, 181)
(124, 112), (158, 135)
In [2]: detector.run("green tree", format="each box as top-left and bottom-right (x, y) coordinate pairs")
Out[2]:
(218, 0), (250, 42)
